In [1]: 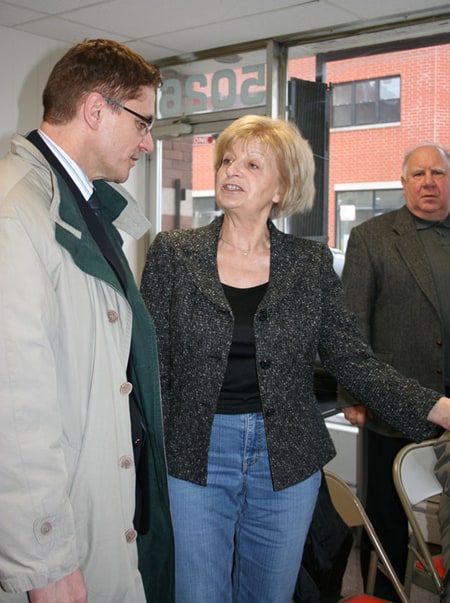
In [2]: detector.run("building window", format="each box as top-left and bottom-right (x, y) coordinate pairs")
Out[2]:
(336, 188), (404, 250)
(192, 195), (222, 228)
(332, 76), (400, 127)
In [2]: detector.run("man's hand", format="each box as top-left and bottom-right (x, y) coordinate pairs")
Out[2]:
(29, 569), (87, 603)
(342, 404), (368, 428)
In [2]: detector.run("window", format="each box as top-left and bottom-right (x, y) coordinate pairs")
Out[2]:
(332, 76), (400, 127)
(336, 189), (404, 250)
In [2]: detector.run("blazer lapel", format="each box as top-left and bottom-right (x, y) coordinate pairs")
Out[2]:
(179, 218), (230, 310)
(262, 222), (313, 311)
(393, 207), (441, 313)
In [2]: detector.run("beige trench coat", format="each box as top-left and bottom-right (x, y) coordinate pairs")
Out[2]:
(0, 135), (171, 602)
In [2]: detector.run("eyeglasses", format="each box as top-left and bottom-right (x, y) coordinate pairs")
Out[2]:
(102, 95), (154, 135)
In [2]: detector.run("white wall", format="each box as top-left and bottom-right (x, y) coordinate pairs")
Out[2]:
(0, 26), (149, 279)
(0, 27), (68, 156)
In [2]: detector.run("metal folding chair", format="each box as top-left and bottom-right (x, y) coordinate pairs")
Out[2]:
(324, 469), (409, 602)
(392, 438), (444, 599)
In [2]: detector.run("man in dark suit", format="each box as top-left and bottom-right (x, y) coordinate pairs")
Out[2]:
(340, 141), (450, 600)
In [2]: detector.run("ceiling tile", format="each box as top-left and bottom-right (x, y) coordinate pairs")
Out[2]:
(0, 0), (448, 63)
(0, 2), (46, 25)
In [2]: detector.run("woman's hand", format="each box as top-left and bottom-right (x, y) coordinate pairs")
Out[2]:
(428, 397), (450, 431)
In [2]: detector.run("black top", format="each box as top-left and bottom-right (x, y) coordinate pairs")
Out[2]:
(217, 282), (268, 414)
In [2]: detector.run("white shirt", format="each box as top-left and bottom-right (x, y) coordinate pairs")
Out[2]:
(38, 129), (93, 201)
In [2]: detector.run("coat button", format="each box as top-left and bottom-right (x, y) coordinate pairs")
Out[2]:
(107, 309), (119, 323)
(120, 382), (133, 395)
(119, 455), (134, 469)
(436, 340), (443, 346)
(259, 359), (271, 369)
(436, 369), (443, 375)
(125, 528), (138, 543)
(265, 408), (276, 417)
(40, 521), (52, 535)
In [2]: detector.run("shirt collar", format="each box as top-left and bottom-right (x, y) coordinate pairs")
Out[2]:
(38, 129), (93, 201)
(410, 209), (450, 231)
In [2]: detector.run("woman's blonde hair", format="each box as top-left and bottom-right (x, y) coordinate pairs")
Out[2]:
(214, 115), (315, 219)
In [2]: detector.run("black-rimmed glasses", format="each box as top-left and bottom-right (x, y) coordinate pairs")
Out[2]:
(103, 95), (154, 135)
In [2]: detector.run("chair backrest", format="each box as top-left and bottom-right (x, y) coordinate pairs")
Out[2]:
(392, 439), (443, 594)
(394, 439), (442, 506)
(324, 470), (409, 603)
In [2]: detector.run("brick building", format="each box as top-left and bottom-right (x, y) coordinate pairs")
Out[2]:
(171, 43), (450, 247)
(325, 43), (450, 248)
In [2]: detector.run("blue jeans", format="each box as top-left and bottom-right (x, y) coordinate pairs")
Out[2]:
(168, 412), (320, 603)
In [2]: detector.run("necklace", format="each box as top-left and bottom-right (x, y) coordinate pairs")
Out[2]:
(218, 232), (270, 256)
(219, 234), (249, 255)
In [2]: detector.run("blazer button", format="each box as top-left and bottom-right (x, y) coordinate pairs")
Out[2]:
(265, 408), (276, 417)
(436, 340), (443, 346)
(120, 382), (133, 395)
(436, 369), (443, 375)
(259, 359), (271, 369)
(258, 309), (268, 321)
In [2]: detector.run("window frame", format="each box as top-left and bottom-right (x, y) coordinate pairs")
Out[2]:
(331, 76), (401, 128)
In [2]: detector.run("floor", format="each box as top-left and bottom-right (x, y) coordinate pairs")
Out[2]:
(341, 543), (440, 602)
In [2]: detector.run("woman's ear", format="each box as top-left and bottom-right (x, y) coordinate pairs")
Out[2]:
(272, 194), (281, 204)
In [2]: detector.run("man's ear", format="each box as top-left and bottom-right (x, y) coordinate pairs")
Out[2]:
(83, 92), (106, 130)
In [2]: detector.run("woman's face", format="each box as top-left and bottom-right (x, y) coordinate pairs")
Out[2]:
(215, 138), (282, 218)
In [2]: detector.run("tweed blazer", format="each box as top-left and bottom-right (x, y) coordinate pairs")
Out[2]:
(341, 205), (446, 435)
(140, 216), (441, 491)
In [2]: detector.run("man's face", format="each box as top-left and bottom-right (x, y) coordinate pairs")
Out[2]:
(401, 146), (450, 222)
(95, 86), (156, 183)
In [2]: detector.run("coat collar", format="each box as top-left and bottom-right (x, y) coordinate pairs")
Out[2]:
(11, 134), (148, 294)
(11, 134), (150, 240)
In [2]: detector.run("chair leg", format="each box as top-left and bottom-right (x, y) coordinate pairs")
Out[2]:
(365, 550), (378, 595)
(403, 546), (415, 596)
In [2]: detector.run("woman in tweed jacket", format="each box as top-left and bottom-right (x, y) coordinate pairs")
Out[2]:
(141, 115), (450, 603)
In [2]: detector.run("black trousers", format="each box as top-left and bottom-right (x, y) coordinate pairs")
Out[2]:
(360, 428), (412, 601)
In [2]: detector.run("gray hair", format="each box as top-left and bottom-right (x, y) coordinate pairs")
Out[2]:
(402, 142), (450, 179)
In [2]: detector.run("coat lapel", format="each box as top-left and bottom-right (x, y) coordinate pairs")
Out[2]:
(55, 175), (127, 294)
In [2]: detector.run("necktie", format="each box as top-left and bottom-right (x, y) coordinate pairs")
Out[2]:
(88, 190), (102, 218)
